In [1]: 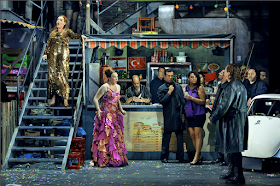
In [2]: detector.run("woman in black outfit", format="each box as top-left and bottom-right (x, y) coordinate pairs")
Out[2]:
(184, 71), (206, 165)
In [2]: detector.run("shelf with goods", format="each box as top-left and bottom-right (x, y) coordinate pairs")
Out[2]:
(148, 62), (192, 66)
(118, 79), (147, 83)
(2, 49), (29, 98)
(147, 61), (192, 89)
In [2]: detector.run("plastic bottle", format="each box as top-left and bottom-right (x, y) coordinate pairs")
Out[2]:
(178, 74), (182, 84)
(123, 70), (127, 79)
(118, 70), (122, 79)
(170, 53), (174, 62)
(127, 71), (130, 79)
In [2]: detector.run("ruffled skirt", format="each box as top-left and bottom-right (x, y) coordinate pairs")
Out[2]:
(91, 111), (129, 167)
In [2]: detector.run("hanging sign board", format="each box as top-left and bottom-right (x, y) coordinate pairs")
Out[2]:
(108, 57), (127, 70)
(128, 57), (146, 70)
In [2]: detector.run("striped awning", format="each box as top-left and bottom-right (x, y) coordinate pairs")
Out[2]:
(87, 38), (231, 50)
(0, 19), (44, 29)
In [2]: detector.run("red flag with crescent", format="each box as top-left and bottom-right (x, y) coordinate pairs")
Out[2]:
(128, 57), (146, 70)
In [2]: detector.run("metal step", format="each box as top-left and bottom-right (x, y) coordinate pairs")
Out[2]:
(16, 136), (69, 140)
(8, 158), (63, 163)
(28, 97), (78, 100)
(69, 46), (82, 49)
(41, 62), (82, 65)
(38, 70), (81, 73)
(69, 39), (82, 45)
(22, 116), (72, 119)
(12, 147), (66, 151)
(19, 126), (71, 130)
(70, 54), (82, 57)
(32, 88), (80, 91)
(25, 106), (76, 109)
(34, 79), (81, 82)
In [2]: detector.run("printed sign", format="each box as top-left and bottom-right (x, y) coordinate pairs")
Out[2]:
(128, 57), (146, 70)
(108, 57), (127, 70)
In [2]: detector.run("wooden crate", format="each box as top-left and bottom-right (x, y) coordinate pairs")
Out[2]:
(1, 101), (17, 164)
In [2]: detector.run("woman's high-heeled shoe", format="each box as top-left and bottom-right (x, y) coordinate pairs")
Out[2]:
(46, 101), (55, 107)
(190, 160), (201, 165)
(199, 156), (204, 163)
(89, 161), (95, 167)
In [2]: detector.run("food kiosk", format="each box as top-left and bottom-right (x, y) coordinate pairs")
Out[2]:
(82, 34), (234, 160)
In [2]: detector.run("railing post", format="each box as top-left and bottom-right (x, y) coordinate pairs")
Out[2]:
(86, 0), (90, 34)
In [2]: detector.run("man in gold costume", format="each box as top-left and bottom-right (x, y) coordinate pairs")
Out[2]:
(43, 15), (87, 106)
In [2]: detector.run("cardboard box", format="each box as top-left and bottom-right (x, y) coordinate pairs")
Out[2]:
(25, 131), (40, 136)
(1, 68), (27, 75)
(2, 54), (30, 68)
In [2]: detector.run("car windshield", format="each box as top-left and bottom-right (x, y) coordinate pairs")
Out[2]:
(249, 99), (280, 117)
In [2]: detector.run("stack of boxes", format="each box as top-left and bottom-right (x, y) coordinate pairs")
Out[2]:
(67, 138), (85, 169)
(1, 50), (30, 104)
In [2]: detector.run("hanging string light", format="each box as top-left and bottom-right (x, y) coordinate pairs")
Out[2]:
(189, 5), (193, 10)
(175, 4), (179, 9)
(214, 3), (218, 8)
(224, 7), (228, 11)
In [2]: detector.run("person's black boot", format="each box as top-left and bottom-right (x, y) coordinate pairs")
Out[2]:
(226, 167), (245, 184)
(219, 164), (235, 180)
(161, 158), (169, 163)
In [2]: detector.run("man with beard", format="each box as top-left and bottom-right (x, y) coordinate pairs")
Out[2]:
(209, 64), (248, 184)
(243, 68), (267, 107)
(158, 69), (186, 163)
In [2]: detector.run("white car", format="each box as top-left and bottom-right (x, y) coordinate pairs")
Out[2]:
(242, 94), (280, 170)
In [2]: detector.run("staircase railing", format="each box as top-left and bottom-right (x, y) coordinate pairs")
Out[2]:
(16, 0), (48, 127)
(70, 20), (86, 130)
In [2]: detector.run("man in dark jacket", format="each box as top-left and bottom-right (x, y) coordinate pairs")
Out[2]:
(243, 68), (267, 107)
(150, 66), (165, 104)
(259, 69), (275, 93)
(158, 69), (186, 163)
(212, 69), (228, 166)
(209, 64), (248, 184)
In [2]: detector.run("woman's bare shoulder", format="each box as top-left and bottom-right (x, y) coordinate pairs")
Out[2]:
(198, 85), (205, 90)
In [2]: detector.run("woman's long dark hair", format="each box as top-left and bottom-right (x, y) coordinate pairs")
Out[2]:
(187, 71), (201, 87)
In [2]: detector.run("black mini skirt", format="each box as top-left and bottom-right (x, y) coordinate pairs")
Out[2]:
(186, 114), (206, 128)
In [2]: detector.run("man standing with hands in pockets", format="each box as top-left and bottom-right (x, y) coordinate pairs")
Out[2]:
(158, 69), (186, 163)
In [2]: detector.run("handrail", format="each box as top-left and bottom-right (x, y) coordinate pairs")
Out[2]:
(16, 0), (48, 126)
(16, 1), (47, 77)
(104, 4), (147, 32)
(71, 20), (86, 125)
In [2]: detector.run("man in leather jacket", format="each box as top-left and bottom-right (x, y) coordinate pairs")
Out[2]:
(209, 64), (248, 184)
(212, 69), (228, 166)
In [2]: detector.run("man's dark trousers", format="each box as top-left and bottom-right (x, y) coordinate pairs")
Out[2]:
(161, 130), (184, 160)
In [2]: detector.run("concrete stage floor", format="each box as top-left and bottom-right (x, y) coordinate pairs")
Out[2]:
(1, 160), (280, 186)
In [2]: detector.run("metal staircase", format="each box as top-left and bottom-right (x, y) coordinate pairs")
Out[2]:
(106, 2), (164, 34)
(1, 40), (84, 171)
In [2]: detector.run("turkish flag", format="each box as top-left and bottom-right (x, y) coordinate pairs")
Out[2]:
(128, 57), (146, 70)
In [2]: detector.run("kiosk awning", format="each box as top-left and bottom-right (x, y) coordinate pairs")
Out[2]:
(86, 33), (234, 50)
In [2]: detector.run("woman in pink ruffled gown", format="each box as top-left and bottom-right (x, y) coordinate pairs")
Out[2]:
(90, 69), (129, 167)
